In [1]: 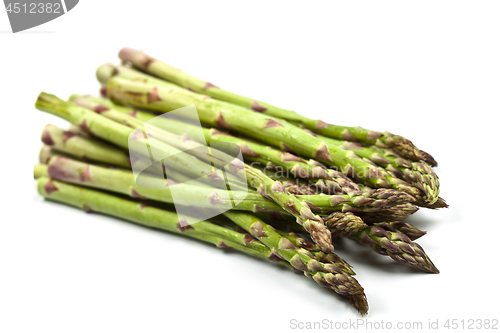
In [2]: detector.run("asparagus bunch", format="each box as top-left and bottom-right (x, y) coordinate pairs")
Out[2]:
(36, 93), (436, 270)
(32, 48), (447, 315)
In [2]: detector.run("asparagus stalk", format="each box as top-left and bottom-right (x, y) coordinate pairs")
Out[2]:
(200, 128), (330, 179)
(36, 177), (292, 267)
(39, 143), (215, 189)
(45, 155), (282, 212)
(117, 47), (436, 166)
(104, 76), (439, 205)
(350, 225), (439, 273)
(41, 123), (131, 168)
(223, 211), (368, 314)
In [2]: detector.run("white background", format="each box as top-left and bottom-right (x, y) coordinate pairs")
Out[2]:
(1, 1), (499, 332)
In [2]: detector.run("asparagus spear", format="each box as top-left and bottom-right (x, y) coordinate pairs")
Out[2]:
(104, 76), (439, 205)
(117, 47), (436, 166)
(41, 123), (131, 168)
(350, 225), (439, 273)
(223, 211), (368, 314)
(38, 144), (215, 189)
(45, 155), (282, 212)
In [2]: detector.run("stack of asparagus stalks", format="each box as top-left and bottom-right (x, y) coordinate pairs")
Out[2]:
(33, 48), (447, 315)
